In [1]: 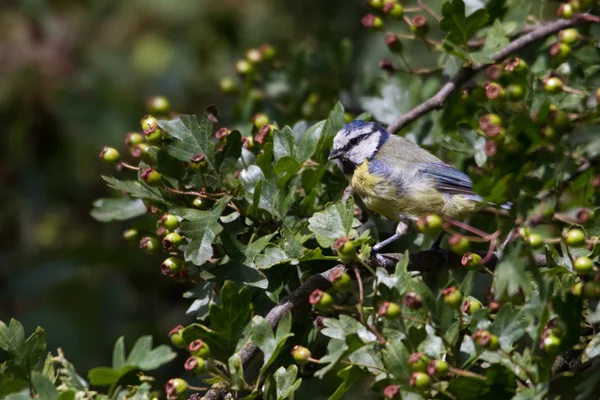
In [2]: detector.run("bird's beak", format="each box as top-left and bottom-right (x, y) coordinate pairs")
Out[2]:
(328, 148), (343, 161)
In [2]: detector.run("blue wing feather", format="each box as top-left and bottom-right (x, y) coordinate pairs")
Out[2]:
(418, 163), (476, 196)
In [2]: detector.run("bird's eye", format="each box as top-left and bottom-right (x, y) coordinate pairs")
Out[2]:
(350, 137), (359, 145)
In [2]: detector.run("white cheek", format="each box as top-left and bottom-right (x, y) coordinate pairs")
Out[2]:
(349, 137), (379, 164)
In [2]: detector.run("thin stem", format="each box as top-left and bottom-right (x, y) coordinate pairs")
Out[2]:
(120, 162), (139, 171)
(418, 0), (441, 22)
(339, 359), (388, 373)
(563, 86), (589, 96)
(448, 367), (488, 381)
(353, 267), (387, 344)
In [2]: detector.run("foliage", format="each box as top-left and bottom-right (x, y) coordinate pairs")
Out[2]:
(4, 0), (600, 399)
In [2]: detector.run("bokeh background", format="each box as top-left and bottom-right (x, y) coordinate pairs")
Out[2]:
(0, 0), (379, 389)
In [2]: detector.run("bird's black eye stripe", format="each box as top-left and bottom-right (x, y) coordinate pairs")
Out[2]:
(350, 137), (359, 145)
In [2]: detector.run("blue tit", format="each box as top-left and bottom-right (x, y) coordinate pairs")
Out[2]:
(328, 120), (487, 251)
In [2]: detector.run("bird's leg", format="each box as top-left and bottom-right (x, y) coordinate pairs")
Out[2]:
(372, 220), (410, 253)
(429, 231), (449, 264)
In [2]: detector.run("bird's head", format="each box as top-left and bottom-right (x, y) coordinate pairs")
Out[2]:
(329, 120), (390, 174)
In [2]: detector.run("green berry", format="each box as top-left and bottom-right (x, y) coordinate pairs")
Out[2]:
(384, 33), (403, 53)
(583, 281), (600, 298)
(334, 237), (356, 264)
(188, 339), (211, 358)
(378, 301), (402, 319)
(309, 289), (334, 312)
(184, 356), (206, 374)
(485, 82), (505, 100)
(550, 42), (571, 59)
(384, 3), (404, 18)
(544, 77), (564, 94)
(192, 197), (208, 209)
(461, 297), (483, 315)
(573, 256), (593, 274)
(161, 214), (180, 231)
(410, 15), (429, 37)
(442, 286), (463, 308)
(361, 14), (384, 30)
(557, 2), (574, 18)
(126, 132), (145, 147)
(145, 129), (163, 145)
(566, 229), (586, 247)
(542, 335), (561, 354)
(505, 57), (528, 75)
(409, 352), (430, 372)
(168, 325), (186, 349)
(427, 359), (449, 377)
(259, 43), (276, 60)
(122, 228), (139, 244)
(449, 234), (470, 255)
(330, 269), (352, 292)
(559, 29), (579, 44)
(474, 330), (500, 350)
(368, 0), (384, 9)
(235, 59), (253, 75)
(190, 154), (207, 171)
(410, 372), (431, 391)
(461, 252), (483, 270)
(416, 213), (443, 235)
(99, 147), (120, 164)
(165, 378), (188, 398)
(219, 77), (237, 94)
(146, 96), (170, 115)
(161, 257), (184, 276)
(541, 125), (557, 140)
(507, 83), (525, 101)
(528, 233), (544, 249)
(141, 167), (163, 186)
(572, 281), (583, 296)
(252, 113), (270, 129)
(245, 48), (262, 64)
(162, 232), (182, 250)
(140, 236), (160, 254)
(141, 114), (159, 135)
(291, 345), (311, 365)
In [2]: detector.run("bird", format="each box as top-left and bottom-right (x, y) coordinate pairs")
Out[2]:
(328, 120), (491, 253)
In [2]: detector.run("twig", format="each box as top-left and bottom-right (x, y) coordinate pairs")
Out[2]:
(353, 266), (387, 344)
(418, 0), (441, 22)
(387, 13), (600, 134)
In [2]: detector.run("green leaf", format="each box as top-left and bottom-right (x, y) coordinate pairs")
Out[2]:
(315, 339), (348, 378)
(308, 198), (355, 247)
(482, 20), (508, 53)
(273, 127), (296, 162)
(250, 312), (293, 376)
(159, 108), (220, 186)
(184, 282), (215, 321)
(90, 198), (146, 222)
(490, 304), (529, 352)
(582, 332), (600, 363)
(321, 315), (362, 340)
(87, 367), (124, 386)
(297, 120), (326, 164)
(274, 365), (302, 400)
(328, 366), (367, 400)
(215, 130), (242, 179)
(101, 176), (164, 203)
(112, 336), (126, 370)
(173, 196), (230, 266)
(0, 320), (46, 380)
(440, 0), (488, 45)
(31, 372), (58, 400)
(382, 339), (411, 381)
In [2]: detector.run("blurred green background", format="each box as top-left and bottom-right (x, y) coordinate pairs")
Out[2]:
(0, 0), (375, 386)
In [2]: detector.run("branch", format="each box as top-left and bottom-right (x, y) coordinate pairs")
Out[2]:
(387, 13), (600, 134)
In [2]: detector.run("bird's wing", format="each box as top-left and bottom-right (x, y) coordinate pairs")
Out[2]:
(417, 162), (478, 197)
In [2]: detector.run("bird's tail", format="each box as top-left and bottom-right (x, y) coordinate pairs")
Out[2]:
(465, 195), (512, 211)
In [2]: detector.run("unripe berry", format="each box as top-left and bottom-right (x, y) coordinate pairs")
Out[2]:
(252, 113), (270, 129)
(146, 96), (170, 115)
(559, 29), (579, 44)
(162, 232), (182, 250)
(540, 125), (557, 140)
(242, 136), (255, 149)
(409, 372), (431, 391)
(383, 385), (400, 399)
(368, 0), (384, 9)
(235, 59), (253, 75)
(361, 14), (384, 31)
(333, 237), (356, 264)
(141, 114), (159, 135)
(573, 256), (593, 275)
(126, 132), (145, 147)
(544, 77), (564, 94)
(165, 378), (188, 398)
(572, 281), (583, 296)
(383, 2), (404, 18)
(462, 297), (483, 314)
(169, 325), (186, 349)
(215, 127), (230, 141)
(565, 229), (586, 247)
(409, 352), (430, 372)
(542, 335), (561, 354)
(160, 214), (180, 231)
(378, 301), (402, 319)
(484, 140), (497, 157)
(416, 213), (443, 235)
(122, 228), (139, 244)
(189, 154), (207, 171)
(583, 281), (600, 298)
(486, 64), (503, 81)
(384, 33), (403, 53)
(219, 77), (237, 94)
(473, 330), (500, 350)
(507, 83), (525, 101)
(309, 289), (334, 312)
(330, 269), (352, 292)
(569, 0), (582, 11)
(484, 81), (505, 100)
(192, 197), (207, 209)
(427, 359), (449, 377)
(99, 147), (120, 164)
(410, 16), (429, 37)
(403, 292), (422, 310)
(549, 42), (571, 59)
(442, 286), (463, 308)
(505, 57), (528, 75)
(595, 87), (600, 104)
(528, 233), (544, 249)
(140, 236), (160, 254)
(141, 167), (163, 186)
(161, 257), (184, 276)
(189, 339), (211, 358)
(449, 234), (470, 255)
(461, 252), (483, 270)
(184, 356), (206, 374)
(291, 345), (311, 365)
(557, 3), (574, 18)
(245, 48), (262, 64)
(577, 209), (592, 224)
(259, 43), (276, 60)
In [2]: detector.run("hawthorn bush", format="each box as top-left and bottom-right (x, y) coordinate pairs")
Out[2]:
(4, 0), (600, 399)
